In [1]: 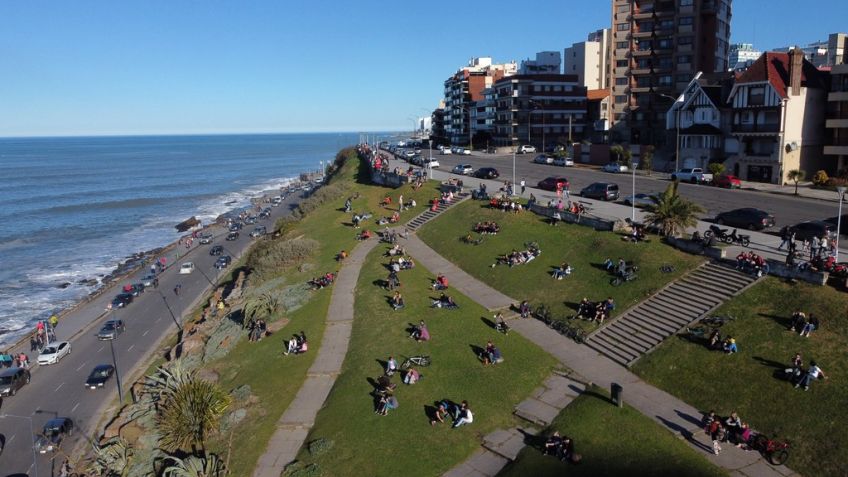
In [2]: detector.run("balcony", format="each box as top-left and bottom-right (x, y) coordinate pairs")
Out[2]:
(732, 123), (780, 134)
(632, 49), (653, 57)
(826, 119), (848, 129)
(632, 30), (654, 38)
(824, 145), (848, 156)
(828, 92), (848, 102)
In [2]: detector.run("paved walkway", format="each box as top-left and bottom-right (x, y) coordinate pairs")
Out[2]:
(252, 237), (379, 477)
(406, 237), (798, 477)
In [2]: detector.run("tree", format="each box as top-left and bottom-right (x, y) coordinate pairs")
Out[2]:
(144, 361), (232, 456)
(707, 163), (726, 177)
(242, 292), (280, 326)
(639, 146), (654, 175)
(610, 144), (624, 164)
(645, 181), (705, 237)
(88, 437), (133, 477)
(162, 454), (226, 477)
(787, 169), (806, 195)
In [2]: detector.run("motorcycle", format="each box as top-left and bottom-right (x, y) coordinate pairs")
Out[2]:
(725, 229), (751, 247)
(703, 224), (730, 241)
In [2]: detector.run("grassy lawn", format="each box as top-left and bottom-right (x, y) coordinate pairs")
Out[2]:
(417, 200), (704, 329)
(633, 278), (848, 477)
(201, 152), (445, 474)
(498, 387), (727, 477)
(297, 245), (559, 477)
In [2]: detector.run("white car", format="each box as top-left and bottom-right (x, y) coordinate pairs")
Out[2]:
(461, 148), (471, 155)
(603, 163), (628, 173)
(534, 154), (554, 165)
(179, 262), (195, 274)
(38, 341), (71, 365)
(517, 145), (537, 154)
(423, 158), (440, 168)
(440, 147), (452, 155)
(553, 157), (574, 167)
(452, 164), (474, 175)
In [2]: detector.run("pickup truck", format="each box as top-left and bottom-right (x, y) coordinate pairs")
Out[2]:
(671, 168), (713, 184)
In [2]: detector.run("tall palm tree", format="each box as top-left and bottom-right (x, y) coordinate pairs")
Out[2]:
(645, 181), (705, 237)
(161, 454), (226, 477)
(88, 437), (134, 477)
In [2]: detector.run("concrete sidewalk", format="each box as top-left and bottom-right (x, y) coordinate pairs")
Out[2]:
(404, 235), (798, 477)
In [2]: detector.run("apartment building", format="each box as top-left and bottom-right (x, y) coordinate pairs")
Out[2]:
(564, 28), (611, 89)
(519, 51), (562, 75)
(725, 50), (828, 184)
(825, 63), (848, 173)
(775, 33), (848, 68)
(610, 0), (732, 146)
(470, 88), (497, 147)
(492, 74), (587, 150)
(443, 57), (517, 146)
(729, 43), (761, 71)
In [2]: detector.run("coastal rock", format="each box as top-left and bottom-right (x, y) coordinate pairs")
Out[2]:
(202, 317), (243, 364)
(175, 216), (201, 232)
(57, 282), (71, 289)
(78, 278), (99, 287)
(196, 368), (220, 383)
(230, 384), (253, 401)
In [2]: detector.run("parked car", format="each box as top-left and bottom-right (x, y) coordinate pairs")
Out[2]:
(259, 207), (272, 219)
(404, 150), (416, 159)
(84, 364), (115, 390)
(198, 233), (214, 244)
(602, 162), (628, 173)
(122, 283), (144, 296)
(215, 255), (232, 270)
(452, 164), (474, 175)
(474, 167), (500, 179)
(37, 341), (72, 366)
(97, 319), (126, 340)
(622, 193), (659, 207)
(0, 367), (31, 396)
(713, 174), (742, 188)
(244, 216), (258, 225)
(228, 222), (243, 232)
(422, 158), (440, 168)
(226, 231), (239, 241)
(460, 148), (471, 155)
(553, 156), (574, 167)
(517, 145), (536, 154)
(179, 262), (195, 274)
(210, 245), (224, 256)
(537, 176), (570, 191)
(788, 220), (834, 242)
(250, 226), (267, 238)
(440, 147), (452, 155)
(714, 208), (775, 230)
(671, 167), (713, 184)
(36, 417), (74, 453)
(580, 182), (620, 201)
(112, 293), (133, 309)
(534, 154), (554, 165)
(140, 274), (159, 288)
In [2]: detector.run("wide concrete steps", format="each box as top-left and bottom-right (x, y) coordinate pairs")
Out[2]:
(586, 262), (757, 367)
(405, 192), (470, 231)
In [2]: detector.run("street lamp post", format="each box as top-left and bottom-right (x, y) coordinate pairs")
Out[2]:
(109, 338), (124, 404)
(0, 413), (38, 477)
(837, 187), (846, 262)
(631, 160), (639, 222)
(529, 100), (545, 153)
(658, 93), (682, 172)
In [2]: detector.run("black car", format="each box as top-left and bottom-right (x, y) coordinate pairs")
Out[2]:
(226, 231), (239, 241)
(36, 417), (74, 453)
(215, 255), (232, 270)
(244, 216), (258, 224)
(210, 245), (224, 256)
(580, 182), (620, 201)
(85, 364), (115, 389)
(537, 176), (569, 191)
(259, 208), (271, 219)
(229, 222), (243, 232)
(112, 293), (133, 308)
(788, 220), (834, 242)
(714, 208), (775, 230)
(475, 167), (500, 179)
(0, 367), (31, 396)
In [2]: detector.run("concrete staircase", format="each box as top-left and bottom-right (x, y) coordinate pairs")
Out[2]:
(586, 262), (758, 367)
(404, 192), (470, 231)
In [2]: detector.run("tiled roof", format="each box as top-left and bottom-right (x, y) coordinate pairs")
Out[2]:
(736, 52), (828, 98)
(587, 89), (610, 100)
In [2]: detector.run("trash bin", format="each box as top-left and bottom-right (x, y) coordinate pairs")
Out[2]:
(611, 383), (623, 408)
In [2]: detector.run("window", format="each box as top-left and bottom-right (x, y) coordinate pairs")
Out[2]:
(616, 4), (630, 13)
(659, 76), (673, 86)
(679, 36), (693, 45)
(615, 95), (628, 103)
(616, 60), (629, 67)
(680, 0), (693, 5)
(676, 74), (691, 82)
(679, 16), (693, 25)
(616, 77), (629, 85)
(616, 23), (630, 31)
(748, 86), (765, 106)
(678, 55), (692, 64)
(657, 39), (673, 49)
(659, 19), (674, 30)
(616, 41), (629, 49)
(658, 57), (673, 68)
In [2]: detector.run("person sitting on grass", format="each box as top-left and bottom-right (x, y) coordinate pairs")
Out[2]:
(336, 250), (348, 261)
(574, 298), (593, 320)
(386, 271), (400, 291)
(391, 292), (405, 310)
(358, 229), (372, 240)
(723, 337), (737, 354)
(801, 313), (819, 337)
(544, 431), (563, 456)
(708, 328), (723, 350)
(385, 355), (398, 376)
(432, 273), (449, 290)
(409, 320), (430, 341)
(552, 262), (573, 280)
(283, 331), (307, 356)
(481, 340), (503, 365)
(788, 311), (807, 333)
(430, 402), (448, 426)
(795, 360), (827, 391)
(376, 394), (398, 416)
(452, 401), (473, 428)
(403, 367), (420, 385)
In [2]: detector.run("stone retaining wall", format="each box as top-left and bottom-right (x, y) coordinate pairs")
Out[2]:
(527, 203), (617, 231)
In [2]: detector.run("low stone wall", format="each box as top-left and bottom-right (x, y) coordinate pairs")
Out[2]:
(370, 169), (406, 188)
(666, 236), (726, 259)
(527, 203), (617, 231)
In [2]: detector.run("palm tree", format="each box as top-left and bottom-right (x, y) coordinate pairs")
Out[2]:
(161, 454), (226, 477)
(645, 181), (705, 237)
(144, 361), (232, 456)
(787, 169), (806, 195)
(242, 292), (280, 326)
(88, 437), (133, 477)
(610, 144), (624, 164)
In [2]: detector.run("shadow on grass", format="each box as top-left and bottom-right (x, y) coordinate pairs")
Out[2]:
(759, 313), (792, 328)
(752, 356), (785, 369)
(469, 344), (486, 362)
(480, 316), (498, 330)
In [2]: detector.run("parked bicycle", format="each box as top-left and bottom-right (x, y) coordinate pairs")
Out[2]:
(533, 306), (586, 344)
(660, 264), (676, 273)
(611, 266), (639, 286)
(752, 434), (791, 466)
(401, 355), (431, 369)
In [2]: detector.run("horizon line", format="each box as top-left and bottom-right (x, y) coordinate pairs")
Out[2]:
(0, 130), (412, 140)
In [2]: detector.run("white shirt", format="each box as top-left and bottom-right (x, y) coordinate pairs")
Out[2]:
(464, 409), (474, 423)
(808, 365), (822, 378)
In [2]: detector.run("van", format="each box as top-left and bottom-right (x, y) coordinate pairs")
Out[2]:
(0, 367), (31, 396)
(580, 182), (620, 201)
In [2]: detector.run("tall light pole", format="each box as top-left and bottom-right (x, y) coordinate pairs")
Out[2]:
(658, 93), (682, 172)
(529, 99), (545, 153)
(631, 159), (639, 222)
(0, 413), (38, 477)
(837, 186), (846, 262)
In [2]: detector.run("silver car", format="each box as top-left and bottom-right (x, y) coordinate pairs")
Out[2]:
(97, 319), (126, 340)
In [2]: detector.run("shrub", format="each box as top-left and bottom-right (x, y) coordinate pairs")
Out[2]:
(283, 461), (321, 477)
(707, 163), (725, 177)
(826, 177), (848, 188)
(294, 182), (348, 219)
(639, 146), (654, 173)
(307, 437), (335, 456)
(247, 237), (319, 282)
(812, 170), (830, 186)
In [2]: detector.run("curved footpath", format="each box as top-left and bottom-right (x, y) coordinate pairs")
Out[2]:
(252, 236), (378, 477)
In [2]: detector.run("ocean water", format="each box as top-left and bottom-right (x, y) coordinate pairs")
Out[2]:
(0, 133), (358, 348)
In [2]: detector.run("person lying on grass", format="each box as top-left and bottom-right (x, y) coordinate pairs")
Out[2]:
(376, 394), (398, 416)
(493, 243), (541, 268)
(403, 367), (420, 385)
(552, 262), (573, 280)
(473, 221), (500, 235)
(431, 293), (458, 309)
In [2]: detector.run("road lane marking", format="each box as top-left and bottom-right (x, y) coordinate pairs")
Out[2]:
(142, 329), (150, 336)
(76, 361), (88, 372)
(8, 434), (15, 443)
(128, 344), (135, 351)
(71, 402), (81, 413)
(97, 345), (104, 352)
(155, 317), (162, 323)
(55, 382), (65, 392)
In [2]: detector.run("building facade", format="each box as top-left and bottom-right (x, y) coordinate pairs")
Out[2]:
(443, 57), (517, 146)
(610, 0), (732, 146)
(492, 74), (587, 150)
(564, 29), (611, 90)
(775, 33), (848, 68)
(725, 50), (828, 184)
(519, 51), (562, 75)
(825, 63), (848, 174)
(729, 43), (761, 71)
(470, 88), (497, 148)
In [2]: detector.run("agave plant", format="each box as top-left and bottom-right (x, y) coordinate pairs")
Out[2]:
(645, 181), (705, 237)
(242, 291), (280, 325)
(87, 437), (133, 477)
(161, 454), (225, 477)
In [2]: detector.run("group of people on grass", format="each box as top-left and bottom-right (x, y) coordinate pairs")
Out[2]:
(480, 339), (504, 365)
(246, 318), (267, 342)
(308, 272), (336, 290)
(735, 251), (769, 277)
(494, 243), (541, 268)
(703, 410), (755, 455)
(551, 262), (574, 280)
(489, 197), (524, 213)
(701, 328), (738, 354)
(788, 310), (819, 337)
(574, 297), (616, 324)
(544, 431), (577, 462)
(430, 400), (473, 428)
(473, 221), (500, 235)
(283, 331), (308, 356)
(784, 351), (828, 390)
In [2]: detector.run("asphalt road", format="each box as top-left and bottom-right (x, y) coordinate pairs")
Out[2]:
(422, 150), (842, 231)
(0, 191), (303, 476)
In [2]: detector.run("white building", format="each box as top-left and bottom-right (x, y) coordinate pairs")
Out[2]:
(564, 28), (610, 90)
(729, 43), (761, 71)
(519, 51), (562, 75)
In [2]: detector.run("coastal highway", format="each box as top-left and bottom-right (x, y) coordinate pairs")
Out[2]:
(0, 191), (303, 475)
(421, 151), (844, 231)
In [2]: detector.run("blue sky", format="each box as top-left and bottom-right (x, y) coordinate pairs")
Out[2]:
(1, 1), (846, 137)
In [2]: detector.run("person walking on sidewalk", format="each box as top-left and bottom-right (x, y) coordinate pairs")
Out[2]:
(174, 284), (182, 296)
(520, 178), (526, 195)
(777, 226), (794, 251)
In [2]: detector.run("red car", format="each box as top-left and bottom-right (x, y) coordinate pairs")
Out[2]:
(713, 174), (742, 188)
